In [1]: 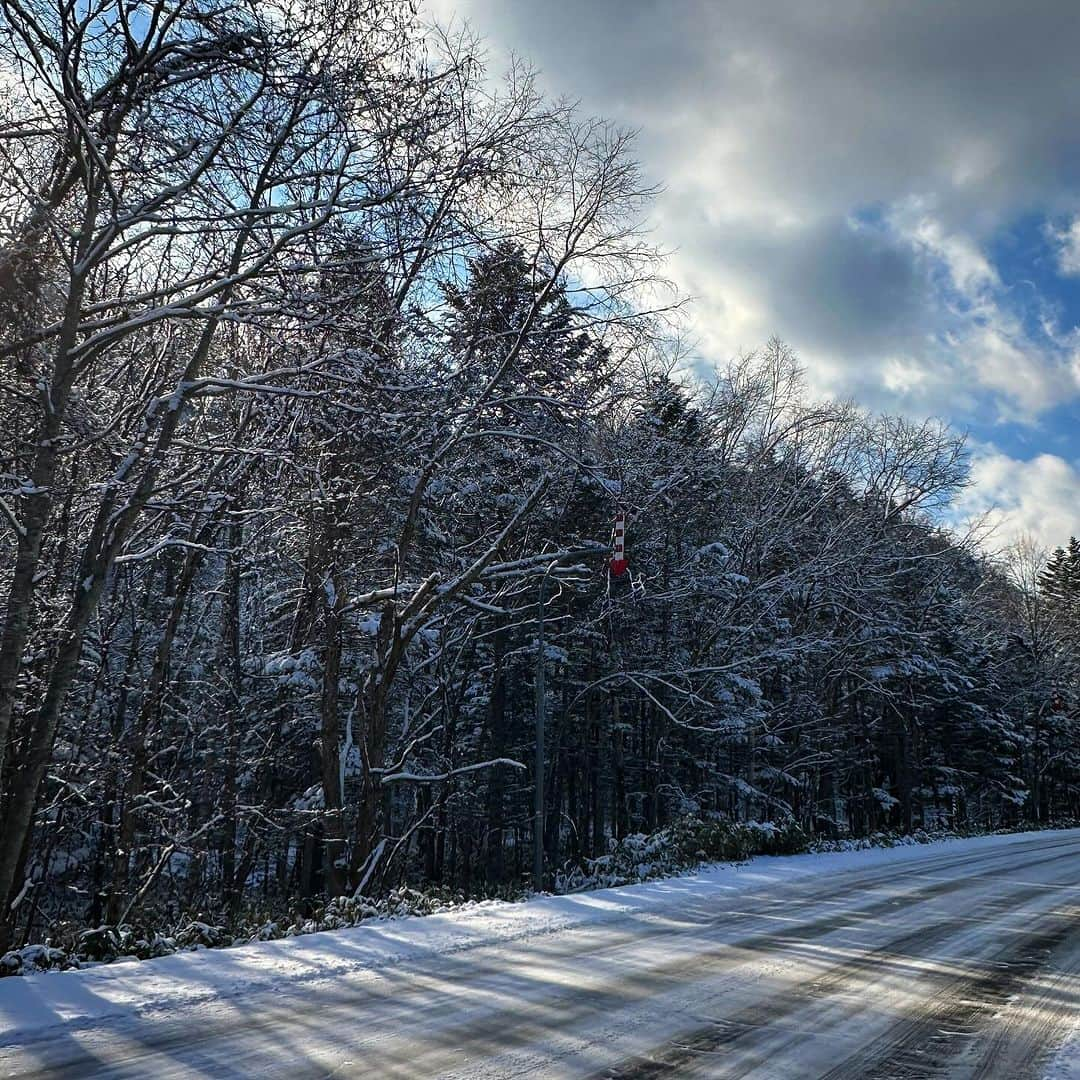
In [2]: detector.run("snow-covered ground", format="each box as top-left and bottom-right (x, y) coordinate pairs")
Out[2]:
(0, 830), (1052, 1039)
(1, 828), (1077, 1078)
(1045, 1028), (1080, 1080)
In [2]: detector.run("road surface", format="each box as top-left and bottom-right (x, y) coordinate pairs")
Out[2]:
(1, 830), (1078, 1078)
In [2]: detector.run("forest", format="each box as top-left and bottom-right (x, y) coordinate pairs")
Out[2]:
(0, 0), (1077, 958)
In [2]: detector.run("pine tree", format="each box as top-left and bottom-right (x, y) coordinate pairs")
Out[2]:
(1039, 538), (1080, 646)
(1039, 541), (1077, 605)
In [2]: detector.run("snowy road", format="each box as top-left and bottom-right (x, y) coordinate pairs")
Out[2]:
(1, 829), (1078, 1079)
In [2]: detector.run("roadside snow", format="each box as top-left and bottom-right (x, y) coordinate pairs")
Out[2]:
(0, 829), (1069, 1049)
(1045, 1027), (1080, 1079)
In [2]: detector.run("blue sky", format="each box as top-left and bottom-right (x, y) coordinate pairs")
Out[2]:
(432, 0), (1080, 551)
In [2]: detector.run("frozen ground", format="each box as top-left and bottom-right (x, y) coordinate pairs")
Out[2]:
(1045, 1027), (1080, 1080)
(0, 828), (1077, 1078)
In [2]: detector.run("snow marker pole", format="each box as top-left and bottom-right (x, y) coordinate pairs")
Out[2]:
(610, 510), (628, 577)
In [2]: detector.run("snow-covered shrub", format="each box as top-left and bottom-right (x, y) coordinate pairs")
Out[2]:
(807, 826), (959, 853)
(285, 886), (470, 936)
(77, 923), (178, 962)
(0, 943), (75, 975)
(554, 814), (810, 893)
(173, 921), (230, 950)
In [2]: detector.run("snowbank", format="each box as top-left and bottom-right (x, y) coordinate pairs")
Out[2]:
(1044, 1027), (1080, 1080)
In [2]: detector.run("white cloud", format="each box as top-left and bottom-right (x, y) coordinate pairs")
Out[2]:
(1051, 217), (1080, 276)
(956, 449), (1080, 552)
(891, 202), (999, 297)
(437, 0), (1080, 429)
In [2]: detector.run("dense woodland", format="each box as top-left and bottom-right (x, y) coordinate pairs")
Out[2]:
(0, 0), (1078, 953)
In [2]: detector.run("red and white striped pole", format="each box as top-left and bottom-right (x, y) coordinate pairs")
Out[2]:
(610, 510), (628, 577)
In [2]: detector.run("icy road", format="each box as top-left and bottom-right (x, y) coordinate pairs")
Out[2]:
(0, 829), (1078, 1079)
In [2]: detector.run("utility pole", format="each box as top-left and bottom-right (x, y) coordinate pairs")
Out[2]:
(533, 573), (546, 892)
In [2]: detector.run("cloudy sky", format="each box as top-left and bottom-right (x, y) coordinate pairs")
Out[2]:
(433, 0), (1080, 551)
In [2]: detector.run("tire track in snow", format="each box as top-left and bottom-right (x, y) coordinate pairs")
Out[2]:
(589, 849), (1078, 1079)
